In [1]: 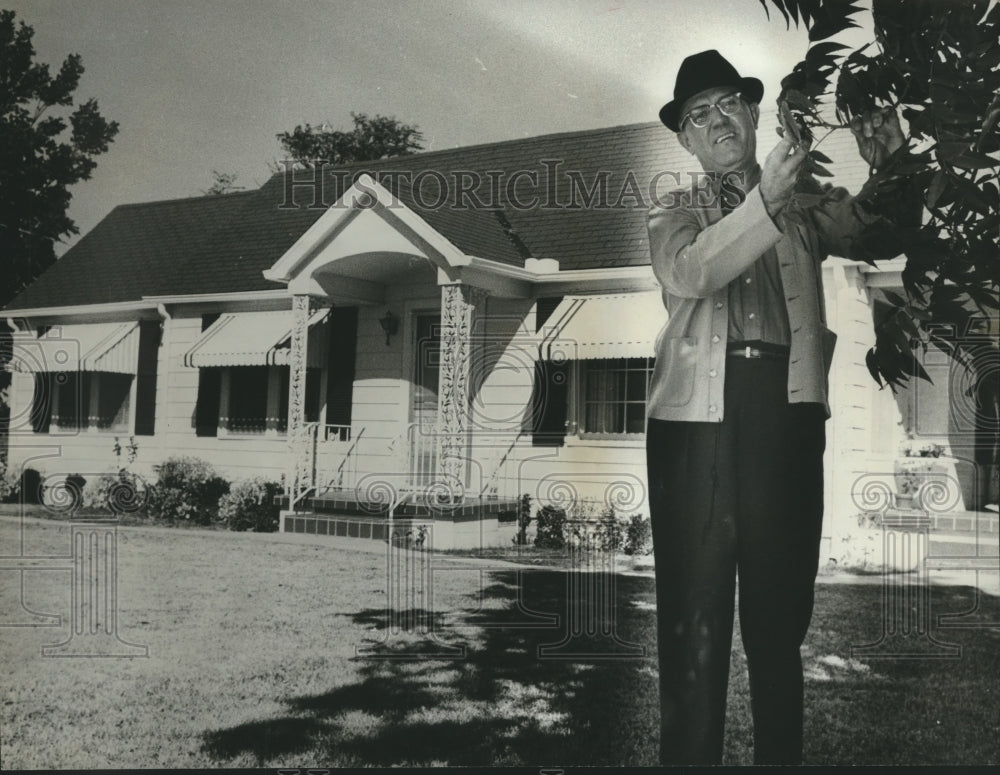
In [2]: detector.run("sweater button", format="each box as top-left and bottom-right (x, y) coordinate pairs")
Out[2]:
(715, 302), (723, 310)
(709, 369), (718, 378)
(711, 334), (720, 343)
(709, 405), (717, 413)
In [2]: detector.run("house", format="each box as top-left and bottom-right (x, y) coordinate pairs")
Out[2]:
(2, 117), (986, 551)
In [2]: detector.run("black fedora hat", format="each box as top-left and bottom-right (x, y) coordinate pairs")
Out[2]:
(659, 50), (764, 132)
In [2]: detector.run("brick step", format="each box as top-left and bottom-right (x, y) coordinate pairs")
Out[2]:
(283, 513), (426, 541)
(277, 490), (519, 520)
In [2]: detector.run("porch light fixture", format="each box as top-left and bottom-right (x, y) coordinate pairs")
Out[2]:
(379, 310), (399, 345)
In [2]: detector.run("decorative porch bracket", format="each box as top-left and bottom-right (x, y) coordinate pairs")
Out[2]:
(436, 283), (487, 498)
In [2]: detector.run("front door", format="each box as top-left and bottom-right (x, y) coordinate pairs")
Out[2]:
(410, 313), (441, 484)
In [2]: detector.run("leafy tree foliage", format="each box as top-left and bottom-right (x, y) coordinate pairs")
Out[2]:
(276, 112), (424, 169)
(760, 0), (999, 390)
(0, 9), (119, 307)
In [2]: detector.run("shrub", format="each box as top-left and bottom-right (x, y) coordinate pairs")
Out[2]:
(147, 456), (230, 525)
(83, 470), (150, 516)
(0, 459), (21, 502)
(18, 467), (42, 504)
(624, 513), (652, 556)
(534, 504), (567, 549)
(505, 494), (533, 546)
(218, 478), (281, 532)
(593, 514), (625, 553)
(39, 473), (86, 516)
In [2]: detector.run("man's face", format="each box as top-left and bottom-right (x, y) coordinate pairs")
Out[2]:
(677, 86), (760, 174)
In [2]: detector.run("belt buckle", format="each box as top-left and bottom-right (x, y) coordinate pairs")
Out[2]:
(745, 345), (753, 359)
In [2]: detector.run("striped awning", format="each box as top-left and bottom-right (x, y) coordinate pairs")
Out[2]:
(538, 291), (668, 361)
(183, 309), (329, 368)
(7, 322), (139, 374)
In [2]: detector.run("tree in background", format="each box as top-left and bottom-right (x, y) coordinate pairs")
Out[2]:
(0, 9), (119, 308)
(761, 0), (999, 508)
(201, 170), (245, 196)
(276, 112), (423, 169)
(759, 0), (998, 387)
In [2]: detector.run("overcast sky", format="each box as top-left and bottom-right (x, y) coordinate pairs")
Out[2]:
(13, 0), (872, 254)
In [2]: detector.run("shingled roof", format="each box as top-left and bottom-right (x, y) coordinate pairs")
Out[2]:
(5, 116), (868, 312)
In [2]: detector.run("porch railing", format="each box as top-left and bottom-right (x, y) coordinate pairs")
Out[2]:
(408, 422), (439, 488)
(317, 425), (364, 494)
(479, 432), (524, 502)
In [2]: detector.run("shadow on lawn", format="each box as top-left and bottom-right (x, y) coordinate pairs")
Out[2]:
(203, 567), (662, 766)
(202, 568), (1000, 767)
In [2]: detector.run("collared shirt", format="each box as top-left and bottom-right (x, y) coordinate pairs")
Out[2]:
(717, 164), (790, 345)
(726, 245), (791, 345)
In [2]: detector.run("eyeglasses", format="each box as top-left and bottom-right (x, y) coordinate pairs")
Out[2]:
(681, 92), (744, 129)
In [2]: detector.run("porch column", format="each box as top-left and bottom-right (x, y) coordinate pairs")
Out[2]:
(437, 283), (486, 492)
(288, 293), (312, 501)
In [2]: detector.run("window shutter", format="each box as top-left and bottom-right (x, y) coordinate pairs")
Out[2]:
(531, 359), (568, 447)
(134, 321), (161, 436)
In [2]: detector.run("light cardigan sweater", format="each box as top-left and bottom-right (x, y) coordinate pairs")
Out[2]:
(646, 180), (868, 423)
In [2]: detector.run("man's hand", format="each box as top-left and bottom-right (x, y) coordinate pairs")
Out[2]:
(851, 107), (905, 170)
(761, 135), (809, 218)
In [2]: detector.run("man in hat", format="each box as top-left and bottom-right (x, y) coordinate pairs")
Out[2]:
(646, 50), (905, 764)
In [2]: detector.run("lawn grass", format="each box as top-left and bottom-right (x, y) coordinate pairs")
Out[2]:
(1, 516), (998, 768)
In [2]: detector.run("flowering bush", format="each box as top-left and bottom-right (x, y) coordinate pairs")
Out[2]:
(217, 478), (281, 532)
(82, 470), (150, 516)
(534, 504), (567, 549)
(146, 456), (229, 525)
(0, 459), (21, 502)
(624, 514), (653, 556)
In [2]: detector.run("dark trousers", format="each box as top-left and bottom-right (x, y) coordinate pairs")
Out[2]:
(646, 356), (826, 765)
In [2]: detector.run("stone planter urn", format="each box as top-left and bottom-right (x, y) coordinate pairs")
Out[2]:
(893, 457), (938, 509)
(892, 441), (959, 512)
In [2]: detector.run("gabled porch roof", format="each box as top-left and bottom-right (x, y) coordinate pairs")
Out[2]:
(263, 175), (541, 300)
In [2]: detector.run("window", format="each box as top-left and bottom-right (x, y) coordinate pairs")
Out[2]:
(220, 365), (320, 436)
(226, 366), (270, 434)
(531, 357), (655, 441)
(45, 371), (132, 432)
(52, 372), (90, 431)
(580, 358), (654, 435)
(93, 373), (133, 432)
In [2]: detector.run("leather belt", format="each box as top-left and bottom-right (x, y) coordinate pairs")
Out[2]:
(727, 342), (790, 360)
